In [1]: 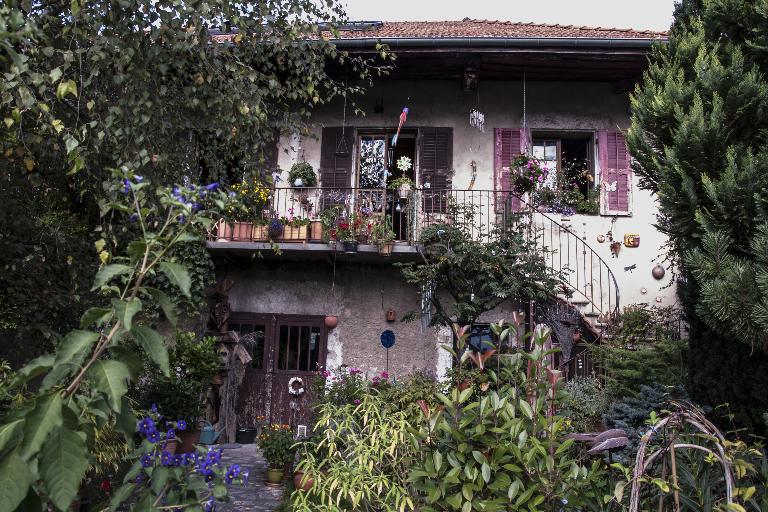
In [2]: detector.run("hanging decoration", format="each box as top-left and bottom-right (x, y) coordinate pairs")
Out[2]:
(469, 108), (485, 133)
(335, 90), (350, 155)
(391, 107), (409, 147)
(380, 329), (396, 373)
(652, 264), (666, 280)
(623, 234), (640, 247)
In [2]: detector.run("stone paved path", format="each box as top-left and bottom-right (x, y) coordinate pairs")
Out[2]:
(217, 444), (285, 511)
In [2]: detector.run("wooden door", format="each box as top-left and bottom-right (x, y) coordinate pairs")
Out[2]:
(230, 314), (326, 429)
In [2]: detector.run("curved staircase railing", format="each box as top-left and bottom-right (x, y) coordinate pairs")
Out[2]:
(415, 188), (620, 322)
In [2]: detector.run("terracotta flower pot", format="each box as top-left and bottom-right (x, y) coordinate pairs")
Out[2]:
(293, 470), (314, 491)
(217, 221), (233, 241)
(324, 315), (338, 329)
(281, 225), (308, 242)
(231, 221), (254, 241)
(266, 468), (284, 485)
(252, 225), (268, 241)
(176, 429), (200, 454)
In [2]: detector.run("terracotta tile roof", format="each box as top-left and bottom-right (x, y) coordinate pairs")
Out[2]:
(334, 19), (667, 40)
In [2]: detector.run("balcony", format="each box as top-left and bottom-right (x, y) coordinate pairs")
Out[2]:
(206, 186), (619, 318)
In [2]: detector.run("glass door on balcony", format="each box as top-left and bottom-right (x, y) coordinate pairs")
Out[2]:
(357, 131), (416, 240)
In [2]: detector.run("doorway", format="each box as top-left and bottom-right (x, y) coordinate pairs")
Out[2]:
(357, 130), (417, 240)
(228, 314), (327, 428)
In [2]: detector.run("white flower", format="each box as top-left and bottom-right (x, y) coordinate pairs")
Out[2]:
(396, 156), (412, 172)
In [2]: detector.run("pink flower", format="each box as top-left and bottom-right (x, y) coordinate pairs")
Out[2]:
(380, 371), (389, 379)
(349, 367), (362, 376)
(353, 399), (361, 405)
(322, 370), (331, 378)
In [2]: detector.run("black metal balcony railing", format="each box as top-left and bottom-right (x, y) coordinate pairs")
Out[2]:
(210, 186), (619, 319)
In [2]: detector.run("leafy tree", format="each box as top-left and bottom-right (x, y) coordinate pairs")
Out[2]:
(398, 206), (558, 331)
(626, 0), (768, 431)
(1, 0), (389, 362)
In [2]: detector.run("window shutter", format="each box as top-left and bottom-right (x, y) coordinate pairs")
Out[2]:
(598, 130), (632, 216)
(419, 128), (453, 214)
(494, 128), (527, 212)
(262, 133), (280, 174)
(319, 127), (354, 189)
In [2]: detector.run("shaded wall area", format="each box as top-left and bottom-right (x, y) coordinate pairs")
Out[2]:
(223, 258), (441, 379)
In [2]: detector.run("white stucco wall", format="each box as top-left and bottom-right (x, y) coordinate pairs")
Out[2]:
(273, 78), (677, 310)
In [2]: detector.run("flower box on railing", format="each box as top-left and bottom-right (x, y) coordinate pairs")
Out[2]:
(279, 225), (308, 242)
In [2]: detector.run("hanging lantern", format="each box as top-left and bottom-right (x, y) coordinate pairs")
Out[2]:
(469, 108), (485, 133)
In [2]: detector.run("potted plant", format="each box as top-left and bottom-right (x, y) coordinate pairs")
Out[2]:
(288, 161), (317, 188)
(319, 205), (345, 244)
(370, 217), (396, 256)
(137, 333), (220, 453)
(267, 217), (284, 240)
(220, 177), (271, 241)
(257, 423), (295, 485)
(511, 155), (550, 195)
(388, 176), (415, 198)
(252, 217), (269, 241)
(331, 213), (367, 251)
(309, 213), (323, 241)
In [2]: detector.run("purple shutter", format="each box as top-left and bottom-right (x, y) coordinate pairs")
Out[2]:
(494, 128), (526, 212)
(419, 128), (453, 214)
(598, 130), (632, 215)
(320, 127), (354, 189)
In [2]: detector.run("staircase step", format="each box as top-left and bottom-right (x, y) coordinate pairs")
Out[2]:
(582, 311), (600, 317)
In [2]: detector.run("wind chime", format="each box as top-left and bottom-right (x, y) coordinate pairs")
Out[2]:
(469, 81), (485, 133)
(335, 90), (350, 156)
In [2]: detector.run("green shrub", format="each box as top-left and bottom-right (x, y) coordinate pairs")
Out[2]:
(561, 375), (611, 432)
(258, 423), (296, 469)
(409, 323), (608, 511)
(292, 385), (418, 511)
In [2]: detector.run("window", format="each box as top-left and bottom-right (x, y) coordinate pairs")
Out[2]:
(531, 132), (597, 215)
(276, 324), (322, 372)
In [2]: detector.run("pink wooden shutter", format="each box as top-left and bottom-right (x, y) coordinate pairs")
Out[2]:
(494, 128), (526, 212)
(598, 130), (632, 216)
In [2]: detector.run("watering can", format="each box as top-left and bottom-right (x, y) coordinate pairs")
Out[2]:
(199, 421), (224, 445)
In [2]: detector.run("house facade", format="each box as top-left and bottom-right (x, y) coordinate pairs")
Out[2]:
(207, 20), (672, 430)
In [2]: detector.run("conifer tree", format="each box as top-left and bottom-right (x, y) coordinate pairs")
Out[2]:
(627, 0), (768, 431)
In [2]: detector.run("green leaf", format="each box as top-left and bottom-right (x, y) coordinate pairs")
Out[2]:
(13, 354), (54, 385)
(110, 346), (144, 380)
(481, 462), (491, 484)
(41, 425), (88, 511)
(131, 325), (169, 376)
(109, 482), (135, 512)
(0, 450), (34, 511)
(80, 307), (114, 328)
(92, 264), (133, 290)
(56, 79), (78, 99)
(112, 298), (142, 331)
(0, 420), (24, 458)
(88, 360), (130, 412)
(21, 393), (63, 460)
(145, 287), (177, 326)
(159, 261), (191, 297)
(115, 397), (137, 439)
(519, 400), (533, 420)
(55, 329), (99, 367)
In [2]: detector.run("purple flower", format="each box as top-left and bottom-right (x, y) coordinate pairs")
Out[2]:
(140, 453), (153, 468)
(167, 429), (176, 440)
(176, 420), (187, 431)
(138, 417), (156, 436)
(177, 214), (186, 224)
(353, 399), (361, 405)
(134, 175), (144, 182)
(161, 450), (173, 466)
(349, 367), (362, 376)
(135, 473), (144, 484)
(129, 213), (139, 223)
(174, 454), (184, 466)
(147, 430), (161, 444)
(123, 179), (132, 194)
(150, 404), (158, 413)
(204, 496), (216, 512)
(206, 182), (220, 191)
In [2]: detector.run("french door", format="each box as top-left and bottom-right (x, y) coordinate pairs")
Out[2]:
(229, 314), (327, 428)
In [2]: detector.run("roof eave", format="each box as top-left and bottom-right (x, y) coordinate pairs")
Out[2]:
(332, 36), (666, 49)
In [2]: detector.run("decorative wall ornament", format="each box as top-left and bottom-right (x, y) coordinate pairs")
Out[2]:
(288, 377), (305, 396)
(386, 310), (396, 322)
(655, 296), (663, 303)
(596, 234), (606, 243)
(652, 264), (666, 280)
(610, 241), (621, 258)
(623, 234), (640, 247)
(640, 287), (648, 294)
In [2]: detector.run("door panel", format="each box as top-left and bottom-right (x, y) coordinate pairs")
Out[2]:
(230, 314), (326, 429)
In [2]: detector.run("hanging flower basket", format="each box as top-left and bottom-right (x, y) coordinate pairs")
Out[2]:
(342, 240), (358, 253)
